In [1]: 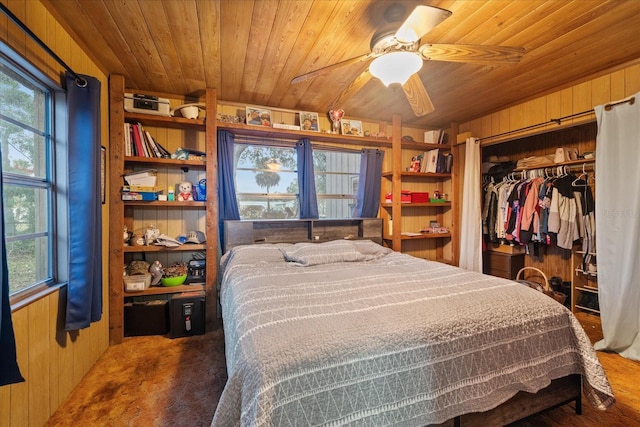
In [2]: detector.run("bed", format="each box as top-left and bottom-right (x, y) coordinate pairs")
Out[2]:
(212, 224), (614, 426)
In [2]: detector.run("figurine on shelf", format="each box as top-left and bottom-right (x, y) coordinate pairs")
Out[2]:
(409, 156), (421, 172)
(149, 260), (163, 286)
(123, 226), (132, 246)
(177, 181), (194, 201)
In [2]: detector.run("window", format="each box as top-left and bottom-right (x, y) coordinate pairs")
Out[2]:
(234, 143), (299, 219)
(234, 141), (360, 220)
(1, 48), (64, 298)
(313, 148), (360, 218)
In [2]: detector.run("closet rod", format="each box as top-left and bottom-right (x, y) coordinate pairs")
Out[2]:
(0, 3), (87, 87)
(517, 162), (594, 175)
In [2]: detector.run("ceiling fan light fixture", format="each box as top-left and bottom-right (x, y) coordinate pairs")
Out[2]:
(369, 51), (423, 86)
(265, 158), (281, 171)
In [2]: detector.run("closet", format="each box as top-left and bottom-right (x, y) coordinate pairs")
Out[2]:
(480, 122), (597, 314)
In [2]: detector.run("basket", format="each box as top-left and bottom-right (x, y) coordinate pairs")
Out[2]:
(515, 267), (567, 305)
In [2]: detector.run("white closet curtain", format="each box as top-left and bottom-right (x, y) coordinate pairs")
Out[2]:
(459, 137), (482, 272)
(593, 92), (640, 361)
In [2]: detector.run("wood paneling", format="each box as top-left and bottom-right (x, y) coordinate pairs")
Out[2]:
(460, 59), (640, 143)
(0, 2), (110, 425)
(40, 0), (640, 129)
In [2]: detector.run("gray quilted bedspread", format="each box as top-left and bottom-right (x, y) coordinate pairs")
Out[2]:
(212, 240), (614, 426)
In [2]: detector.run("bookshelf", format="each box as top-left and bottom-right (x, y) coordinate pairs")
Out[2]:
(108, 75), (218, 344)
(380, 115), (457, 264)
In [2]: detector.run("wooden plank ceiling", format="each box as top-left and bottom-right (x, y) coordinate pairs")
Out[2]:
(43, 0), (640, 128)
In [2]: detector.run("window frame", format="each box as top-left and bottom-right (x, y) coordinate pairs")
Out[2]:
(232, 138), (362, 220)
(312, 147), (361, 219)
(233, 141), (299, 220)
(1, 41), (68, 309)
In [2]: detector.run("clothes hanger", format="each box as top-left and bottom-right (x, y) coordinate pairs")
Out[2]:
(572, 163), (590, 187)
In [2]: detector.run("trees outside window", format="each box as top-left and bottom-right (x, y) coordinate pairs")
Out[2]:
(234, 143), (360, 220)
(0, 58), (56, 295)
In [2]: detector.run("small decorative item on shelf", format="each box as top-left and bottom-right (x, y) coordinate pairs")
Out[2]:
(341, 119), (363, 136)
(193, 179), (206, 201)
(246, 107), (271, 127)
(328, 108), (344, 134)
(144, 224), (160, 245)
(160, 262), (188, 287)
(149, 260), (163, 286)
(171, 103), (205, 119)
(123, 226), (133, 246)
(430, 189), (446, 203)
(420, 224), (449, 234)
(176, 181), (194, 201)
(408, 156), (421, 172)
(298, 111), (319, 132)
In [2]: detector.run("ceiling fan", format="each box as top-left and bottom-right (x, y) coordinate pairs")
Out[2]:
(291, 4), (525, 117)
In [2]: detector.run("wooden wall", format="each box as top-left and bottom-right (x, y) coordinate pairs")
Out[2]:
(0, 1), (110, 426)
(460, 59), (640, 142)
(457, 59), (640, 283)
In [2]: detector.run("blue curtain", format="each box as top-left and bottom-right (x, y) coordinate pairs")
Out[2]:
(217, 130), (240, 251)
(296, 138), (318, 219)
(353, 149), (384, 218)
(65, 72), (102, 330)
(0, 150), (24, 386)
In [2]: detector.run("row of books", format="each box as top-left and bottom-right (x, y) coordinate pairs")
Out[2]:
(423, 129), (448, 145)
(124, 122), (171, 158)
(420, 148), (453, 173)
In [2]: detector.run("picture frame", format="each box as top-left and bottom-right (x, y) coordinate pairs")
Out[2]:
(246, 107), (272, 127)
(340, 119), (363, 136)
(101, 146), (106, 204)
(298, 111), (319, 132)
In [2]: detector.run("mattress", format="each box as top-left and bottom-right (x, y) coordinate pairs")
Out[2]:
(212, 240), (614, 426)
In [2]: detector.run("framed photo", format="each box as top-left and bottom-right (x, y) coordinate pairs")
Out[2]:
(298, 111), (319, 132)
(100, 146), (106, 204)
(340, 119), (363, 136)
(246, 107), (272, 127)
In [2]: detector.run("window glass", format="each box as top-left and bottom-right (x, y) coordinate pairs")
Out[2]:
(1, 58), (54, 295)
(313, 149), (360, 218)
(234, 144), (298, 219)
(234, 143), (360, 220)
(0, 63), (47, 178)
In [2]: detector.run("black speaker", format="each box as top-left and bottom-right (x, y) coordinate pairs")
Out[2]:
(169, 291), (205, 338)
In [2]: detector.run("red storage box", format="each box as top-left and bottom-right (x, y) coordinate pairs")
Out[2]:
(411, 192), (429, 203)
(385, 191), (412, 203)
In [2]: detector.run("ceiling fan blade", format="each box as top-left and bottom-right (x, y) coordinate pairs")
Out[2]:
(291, 52), (376, 85)
(329, 69), (373, 111)
(395, 5), (452, 43)
(419, 44), (525, 63)
(402, 73), (434, 117)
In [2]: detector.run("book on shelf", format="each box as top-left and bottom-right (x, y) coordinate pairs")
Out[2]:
(123, 169), (157, 186)
(124, 122), (171, 158)
(423, 129), (448, 145)
(425, 148), (439, 173)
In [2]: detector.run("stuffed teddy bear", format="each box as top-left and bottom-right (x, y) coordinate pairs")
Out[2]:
(177, 181), (194, 201)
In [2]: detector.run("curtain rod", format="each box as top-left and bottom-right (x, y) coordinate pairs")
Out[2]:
(233, 134), (363, 154)
(604, 96), (635, 111)
(0, 2), (87, 87)
(478, 109), (594, 142)
(479, 96), (636, 142)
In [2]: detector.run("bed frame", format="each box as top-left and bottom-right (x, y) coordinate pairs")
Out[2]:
(221, 219), (582, 426)
(223, 218), (383, 253)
